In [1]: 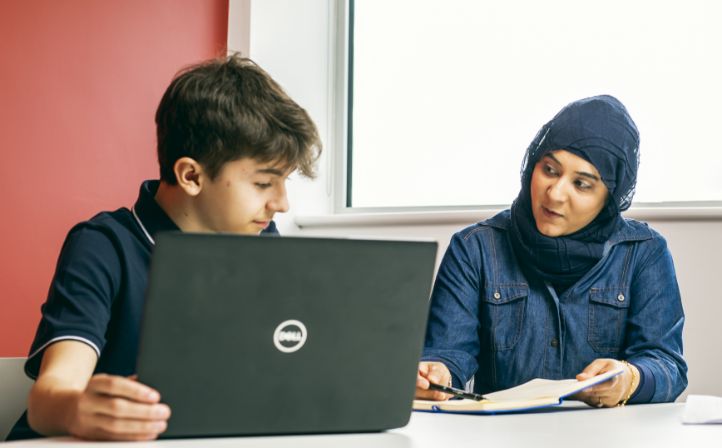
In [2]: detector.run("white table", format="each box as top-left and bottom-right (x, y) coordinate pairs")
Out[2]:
(5, 403), (720, 447)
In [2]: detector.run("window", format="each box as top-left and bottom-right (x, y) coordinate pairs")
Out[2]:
(347, 0), (722, 209)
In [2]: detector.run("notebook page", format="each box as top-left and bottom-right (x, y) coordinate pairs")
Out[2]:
(484, 367), (624, 402)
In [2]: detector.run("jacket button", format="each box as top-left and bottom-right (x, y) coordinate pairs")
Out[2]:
(550, 338), (559, 348)
(493, 292), (501, 300)
(617, 294), (625, 302)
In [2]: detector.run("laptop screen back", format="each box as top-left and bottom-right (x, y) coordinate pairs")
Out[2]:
(136, 233), (437, 437)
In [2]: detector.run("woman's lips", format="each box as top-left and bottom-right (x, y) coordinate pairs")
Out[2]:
(541, 206), (563, 219)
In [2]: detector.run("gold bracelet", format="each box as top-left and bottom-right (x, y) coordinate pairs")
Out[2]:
(617, 360), (638, 407)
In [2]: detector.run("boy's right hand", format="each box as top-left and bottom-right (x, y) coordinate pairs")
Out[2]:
(415, 361), (453, 401)
(67, 373), (171, 441)
(28, 340), (171, 441)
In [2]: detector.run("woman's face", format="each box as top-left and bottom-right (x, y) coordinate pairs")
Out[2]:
(530, 150), (609, 237)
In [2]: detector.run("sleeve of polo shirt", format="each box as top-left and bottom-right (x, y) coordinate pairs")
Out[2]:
(421, 230), (483, 389)
(624, 234), (688, 403)
(24, 224), (122, 379)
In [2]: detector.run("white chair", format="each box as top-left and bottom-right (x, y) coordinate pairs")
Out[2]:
(0, 358), (32, 441)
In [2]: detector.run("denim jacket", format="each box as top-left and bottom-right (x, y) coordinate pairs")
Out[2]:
(422, 210), (687, 403)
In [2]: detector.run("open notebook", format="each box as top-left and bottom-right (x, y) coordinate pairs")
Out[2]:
(413, 367), (624, 414)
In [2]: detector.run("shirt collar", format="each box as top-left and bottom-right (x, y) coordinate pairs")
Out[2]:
(132, 180), (179, 246)
(131, 180), (281, 246)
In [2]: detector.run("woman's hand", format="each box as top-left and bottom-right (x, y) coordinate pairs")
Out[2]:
(573, 358), (639, 408)
(415, 361), (453, 401)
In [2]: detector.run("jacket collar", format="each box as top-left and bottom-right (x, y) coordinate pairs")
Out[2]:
(481, 209), (653, 245)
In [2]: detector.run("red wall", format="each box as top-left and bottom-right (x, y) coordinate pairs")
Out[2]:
(0, 1), (229, 356)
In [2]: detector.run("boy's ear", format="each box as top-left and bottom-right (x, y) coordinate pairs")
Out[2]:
(173, 157), (205, 197)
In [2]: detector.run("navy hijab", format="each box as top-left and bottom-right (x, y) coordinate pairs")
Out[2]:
(509, 95), (640, 292)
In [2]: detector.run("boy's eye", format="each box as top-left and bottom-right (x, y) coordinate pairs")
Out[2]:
(255, 182), (272, 189)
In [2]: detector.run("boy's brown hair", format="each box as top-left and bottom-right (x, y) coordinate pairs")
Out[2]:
(156, 54), (322, 183)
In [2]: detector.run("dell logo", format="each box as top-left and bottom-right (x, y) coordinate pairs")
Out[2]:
(273, 320), (307, 353)
(279, 331), (302, 342)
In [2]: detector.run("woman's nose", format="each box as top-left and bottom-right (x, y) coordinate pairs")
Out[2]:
(547, 179), (568, 202)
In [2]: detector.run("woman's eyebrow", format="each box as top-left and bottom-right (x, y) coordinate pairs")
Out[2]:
(576, 171), (600, 181)
(544, 153), (561, 165)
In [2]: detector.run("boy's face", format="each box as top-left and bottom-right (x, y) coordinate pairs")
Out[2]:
(194, 157), (291, 234)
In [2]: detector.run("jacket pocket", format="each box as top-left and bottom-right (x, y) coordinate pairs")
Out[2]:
(587, 288), (629, 354)
(480, 285), (528, 351)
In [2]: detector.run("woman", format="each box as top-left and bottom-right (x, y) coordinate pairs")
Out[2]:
(416, 95), (687, 407)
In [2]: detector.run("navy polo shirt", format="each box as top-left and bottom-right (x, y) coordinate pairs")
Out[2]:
(7, 180), (278, 440)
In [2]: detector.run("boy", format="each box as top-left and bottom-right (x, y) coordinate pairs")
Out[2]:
(7, 55), (321, 441)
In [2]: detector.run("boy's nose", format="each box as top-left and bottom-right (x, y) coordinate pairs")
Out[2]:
(269, 191), (289, 213)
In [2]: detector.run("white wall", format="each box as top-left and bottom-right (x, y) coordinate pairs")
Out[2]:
(247, 0), (722, 400)
(248, 0), (335, 234)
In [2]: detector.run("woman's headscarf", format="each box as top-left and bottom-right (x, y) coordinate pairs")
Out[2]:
(508, 95), (640, 292)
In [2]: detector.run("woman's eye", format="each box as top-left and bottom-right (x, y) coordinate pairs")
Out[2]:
(575, 180), (592, 190)
(543, 164), (557, 176)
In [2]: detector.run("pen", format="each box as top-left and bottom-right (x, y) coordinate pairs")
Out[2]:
(426, 382), (486, 401)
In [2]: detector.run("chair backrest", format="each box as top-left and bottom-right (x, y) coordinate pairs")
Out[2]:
(0, 358), (32, 441)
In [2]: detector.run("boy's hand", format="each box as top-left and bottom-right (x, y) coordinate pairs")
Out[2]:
(67, 374), (171, 441)
(415, 361), (452, 401)
(27, 341), (171, 441)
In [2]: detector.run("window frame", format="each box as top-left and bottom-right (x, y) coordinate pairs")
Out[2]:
(324, 0), (722, 222)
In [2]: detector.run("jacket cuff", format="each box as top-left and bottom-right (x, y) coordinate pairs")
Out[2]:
(628, 361), (655, 404)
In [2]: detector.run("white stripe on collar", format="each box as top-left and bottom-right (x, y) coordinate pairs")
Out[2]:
(131, 206), (155, 246)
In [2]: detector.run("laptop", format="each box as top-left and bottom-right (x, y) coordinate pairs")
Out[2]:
(136, 232), (437, 438)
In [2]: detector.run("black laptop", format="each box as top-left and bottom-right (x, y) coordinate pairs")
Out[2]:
(136, 232), (437, 438)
